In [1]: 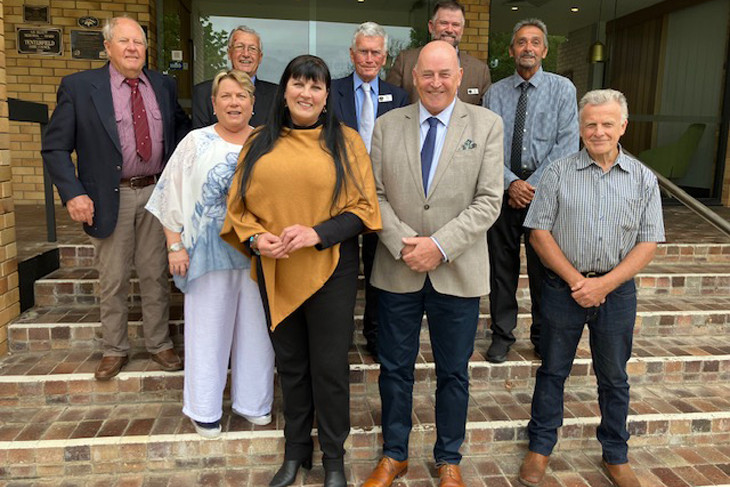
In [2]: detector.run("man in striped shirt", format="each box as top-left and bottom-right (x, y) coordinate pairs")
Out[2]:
(517, 89), (664, 487)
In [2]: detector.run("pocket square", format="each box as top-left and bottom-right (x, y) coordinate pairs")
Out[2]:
(459, 139), (477, 151)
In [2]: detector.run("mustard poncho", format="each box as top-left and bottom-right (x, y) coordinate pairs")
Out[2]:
(221, 125), (382, 330)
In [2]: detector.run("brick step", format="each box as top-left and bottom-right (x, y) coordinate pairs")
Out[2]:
(2, 335), (728, 406)
(5, 445), (730, 487)
(32, 262), (730, 306)
(1, 383), (729, 480)
(57, 242), (730, 268)
(9, 295), (730, 353)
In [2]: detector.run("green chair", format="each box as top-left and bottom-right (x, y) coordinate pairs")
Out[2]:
(638, 123), (706, 180)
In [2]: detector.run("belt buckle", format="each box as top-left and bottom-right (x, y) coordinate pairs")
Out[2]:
(585, 271), (598, 278)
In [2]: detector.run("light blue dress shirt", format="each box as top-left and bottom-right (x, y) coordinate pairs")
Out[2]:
(353, 72), (380, 127)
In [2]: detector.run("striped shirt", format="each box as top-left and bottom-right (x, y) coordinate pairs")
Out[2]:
(483, 68), (579, 190)
(524, 147), (665, 273)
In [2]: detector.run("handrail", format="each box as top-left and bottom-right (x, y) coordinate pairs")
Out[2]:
(643, 162), (730, 238)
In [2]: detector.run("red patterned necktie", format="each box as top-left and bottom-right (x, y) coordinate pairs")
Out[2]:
(124, 78), (152, 162)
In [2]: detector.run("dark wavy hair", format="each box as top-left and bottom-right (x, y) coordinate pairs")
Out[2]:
(237, 54), (358, 213)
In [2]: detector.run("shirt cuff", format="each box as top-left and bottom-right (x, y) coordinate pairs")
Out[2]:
(431, 237), (448, 262)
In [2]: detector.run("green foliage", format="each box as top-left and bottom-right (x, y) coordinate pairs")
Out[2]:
(487, 32), (567, 83)
(200, 16), (229, 79)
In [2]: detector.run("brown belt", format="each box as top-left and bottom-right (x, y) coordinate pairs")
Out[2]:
(119, 174), (160, 189)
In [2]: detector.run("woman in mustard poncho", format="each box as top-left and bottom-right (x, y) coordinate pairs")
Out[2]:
(221, 55), (381, 487)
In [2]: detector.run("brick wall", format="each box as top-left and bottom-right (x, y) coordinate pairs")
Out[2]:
(723, 132), (729, 206)
(0, 0), (20, 357)
(461, 0), (490, 62)
(3, 0), (157, 205)
(556, 24), (592, 101)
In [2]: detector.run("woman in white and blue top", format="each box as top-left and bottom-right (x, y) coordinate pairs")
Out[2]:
(146, 70), (274, 438)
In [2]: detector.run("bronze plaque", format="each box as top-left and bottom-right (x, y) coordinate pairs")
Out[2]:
(70, 30), (106, 60)
(23, 5), (50, 24)
(16, 28), (62, 55)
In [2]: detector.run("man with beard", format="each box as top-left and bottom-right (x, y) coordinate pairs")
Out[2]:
(386, 0), (490, 105)
(482, 18), (579, 363)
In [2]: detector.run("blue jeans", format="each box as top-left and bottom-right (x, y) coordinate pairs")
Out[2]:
(527, 271), (636, 465)
(378, 277), (480, 464)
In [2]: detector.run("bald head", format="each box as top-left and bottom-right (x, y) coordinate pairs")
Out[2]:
(413, 40), (463, 115)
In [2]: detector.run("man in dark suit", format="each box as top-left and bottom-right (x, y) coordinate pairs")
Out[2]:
(331, 22), (409, 359)
(386, 0), (491, 105)
(192, 25), (277, 128)
(41, 17), (190, 380)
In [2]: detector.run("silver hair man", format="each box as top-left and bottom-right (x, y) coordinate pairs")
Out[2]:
(579, 88), (629, 123)
(351, 21), (388, 50)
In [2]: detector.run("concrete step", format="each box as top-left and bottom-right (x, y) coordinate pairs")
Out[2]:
(57, 242), (730, 268)
(9, 294), (730, 353)
(1, 335), (728, 407)
(1, 382), (729, 480)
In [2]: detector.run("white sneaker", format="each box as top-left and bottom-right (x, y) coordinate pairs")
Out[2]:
(191, 418), (221, 438)
(234, 410), (272, 425)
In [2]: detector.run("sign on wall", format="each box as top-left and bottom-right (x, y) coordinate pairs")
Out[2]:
(16, 28), (62, 55)
(71, 30), (106, 60)
(22, 5), (50, 24)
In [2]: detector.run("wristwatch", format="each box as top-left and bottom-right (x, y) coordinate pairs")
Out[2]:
(167, 242), (184, 253)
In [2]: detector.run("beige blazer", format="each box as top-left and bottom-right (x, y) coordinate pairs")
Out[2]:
(386, 47), (491, 105)
(370, 100), (504, 297)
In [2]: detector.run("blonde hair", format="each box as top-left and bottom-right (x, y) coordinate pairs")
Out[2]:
(211, 69), (255, 99)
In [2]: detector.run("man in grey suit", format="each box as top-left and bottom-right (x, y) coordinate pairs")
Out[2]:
(362, 41), (503, 487)
(386, 0), (491, 105)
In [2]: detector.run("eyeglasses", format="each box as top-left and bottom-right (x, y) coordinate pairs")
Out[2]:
(356, 49), (385, 59)
(232, 44), (260, 54)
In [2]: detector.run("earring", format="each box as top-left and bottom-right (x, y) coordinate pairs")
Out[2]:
(322, 106), (327, 114)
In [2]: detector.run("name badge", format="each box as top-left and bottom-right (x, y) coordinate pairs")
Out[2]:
(378, 94), (393, 102)
(467, 88), (479, 95)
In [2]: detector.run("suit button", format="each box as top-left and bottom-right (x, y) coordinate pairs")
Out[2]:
(114, 188), (119, 192)
(116, 165), (121, 171)
(424, 204), (430, 210)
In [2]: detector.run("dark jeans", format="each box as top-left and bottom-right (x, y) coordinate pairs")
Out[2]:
(361, 232), (379, 348)
(527, 271), (636, 464)
(488, 194), (545, 348)
(378, 277), (479, 464)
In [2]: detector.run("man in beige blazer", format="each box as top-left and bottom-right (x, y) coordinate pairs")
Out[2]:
(386, 0), (491, 105)
(362, 41), (503, 487)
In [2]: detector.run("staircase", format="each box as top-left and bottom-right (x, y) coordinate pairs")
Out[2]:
(2, 234), (730, 486)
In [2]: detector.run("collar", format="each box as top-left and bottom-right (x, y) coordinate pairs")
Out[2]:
(250, 74), (257, 84)
(576, 145), (630, 172)
(109, 63), (148, 88)
(512, 66), (544, 89)
(418, 97), (457, 128)
(353, 72), (379, 95)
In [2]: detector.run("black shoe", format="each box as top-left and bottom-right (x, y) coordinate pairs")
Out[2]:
(487, 340), (510, 363)
(324, 469), (347, 487)
(365, 341), (379, 363)
(269, 457), (312, 487)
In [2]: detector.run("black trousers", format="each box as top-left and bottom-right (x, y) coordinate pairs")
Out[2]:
(361, 232), (379, 347)
(269, 238), (358, 472)
(487, 193), (545, 348)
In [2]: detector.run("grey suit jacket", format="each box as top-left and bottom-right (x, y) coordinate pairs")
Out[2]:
(370, 99), (504, 297)
(386, 47), (491, 105)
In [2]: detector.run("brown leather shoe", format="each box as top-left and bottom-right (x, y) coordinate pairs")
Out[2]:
(362, 456), (408, 487)
(150, 348), (183, 371)
(438, 464), (465, 487)
(603, 461), (641, 487)
(94, 355), (128, 381)
(519, 451), (550, 487)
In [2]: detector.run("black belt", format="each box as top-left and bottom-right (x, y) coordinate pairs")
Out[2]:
(120, 174), (160, 189)
(515, 168), (534, 179)
(582, 271), (609, 278)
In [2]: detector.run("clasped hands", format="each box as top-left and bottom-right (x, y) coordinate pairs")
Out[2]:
(570, 276), (611, 308)
(401, 236), (443, 273)
(255, 225), (322, 259)
(508, 179), (535, 209)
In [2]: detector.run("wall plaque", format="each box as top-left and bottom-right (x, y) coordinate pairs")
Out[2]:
(16, 28), (62, 55)
(23, 5), (50, 24)
(78, 16), (99, 28)
(70, 30), (105, 60)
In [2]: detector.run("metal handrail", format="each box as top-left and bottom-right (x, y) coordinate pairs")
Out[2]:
(644, 164), (730, 238)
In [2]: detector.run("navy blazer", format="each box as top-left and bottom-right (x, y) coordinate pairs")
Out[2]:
(41, 63), (191, 239)
(330, 74), (409, 131)
(192, 77), (278, 129)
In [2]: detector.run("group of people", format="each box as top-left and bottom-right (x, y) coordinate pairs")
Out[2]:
(40, 2), (664, 486)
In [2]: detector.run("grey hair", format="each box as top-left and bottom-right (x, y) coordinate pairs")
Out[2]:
(351, 22), (388, 51)
(579, 89), (629, 122)
(227, 25), (263, 52)
(102, 16), (147, 47)
(510, 18), (548, 48)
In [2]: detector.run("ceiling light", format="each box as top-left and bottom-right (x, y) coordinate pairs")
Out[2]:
(570, 7), (579, 12)
(511, 6), (519, 11)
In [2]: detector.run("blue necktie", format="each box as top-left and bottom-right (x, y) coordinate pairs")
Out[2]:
(421, 117), (439, 196)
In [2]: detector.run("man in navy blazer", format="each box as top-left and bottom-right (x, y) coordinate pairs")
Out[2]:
(42, 17), (190, 381)
(331, 22), (408, 360)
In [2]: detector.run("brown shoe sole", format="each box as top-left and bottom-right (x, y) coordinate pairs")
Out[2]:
(151, 354), (183, 371)
(94, 356), (129, 381)
(518, 476), (541, 487)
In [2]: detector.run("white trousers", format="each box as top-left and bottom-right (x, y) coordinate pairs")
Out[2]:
(182, 269), (275, 423)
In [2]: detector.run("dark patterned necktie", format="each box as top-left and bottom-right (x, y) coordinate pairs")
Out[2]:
(124, 78), (152, 162)
(421, 117), (439, 196)
(510, 81), (529, 176)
